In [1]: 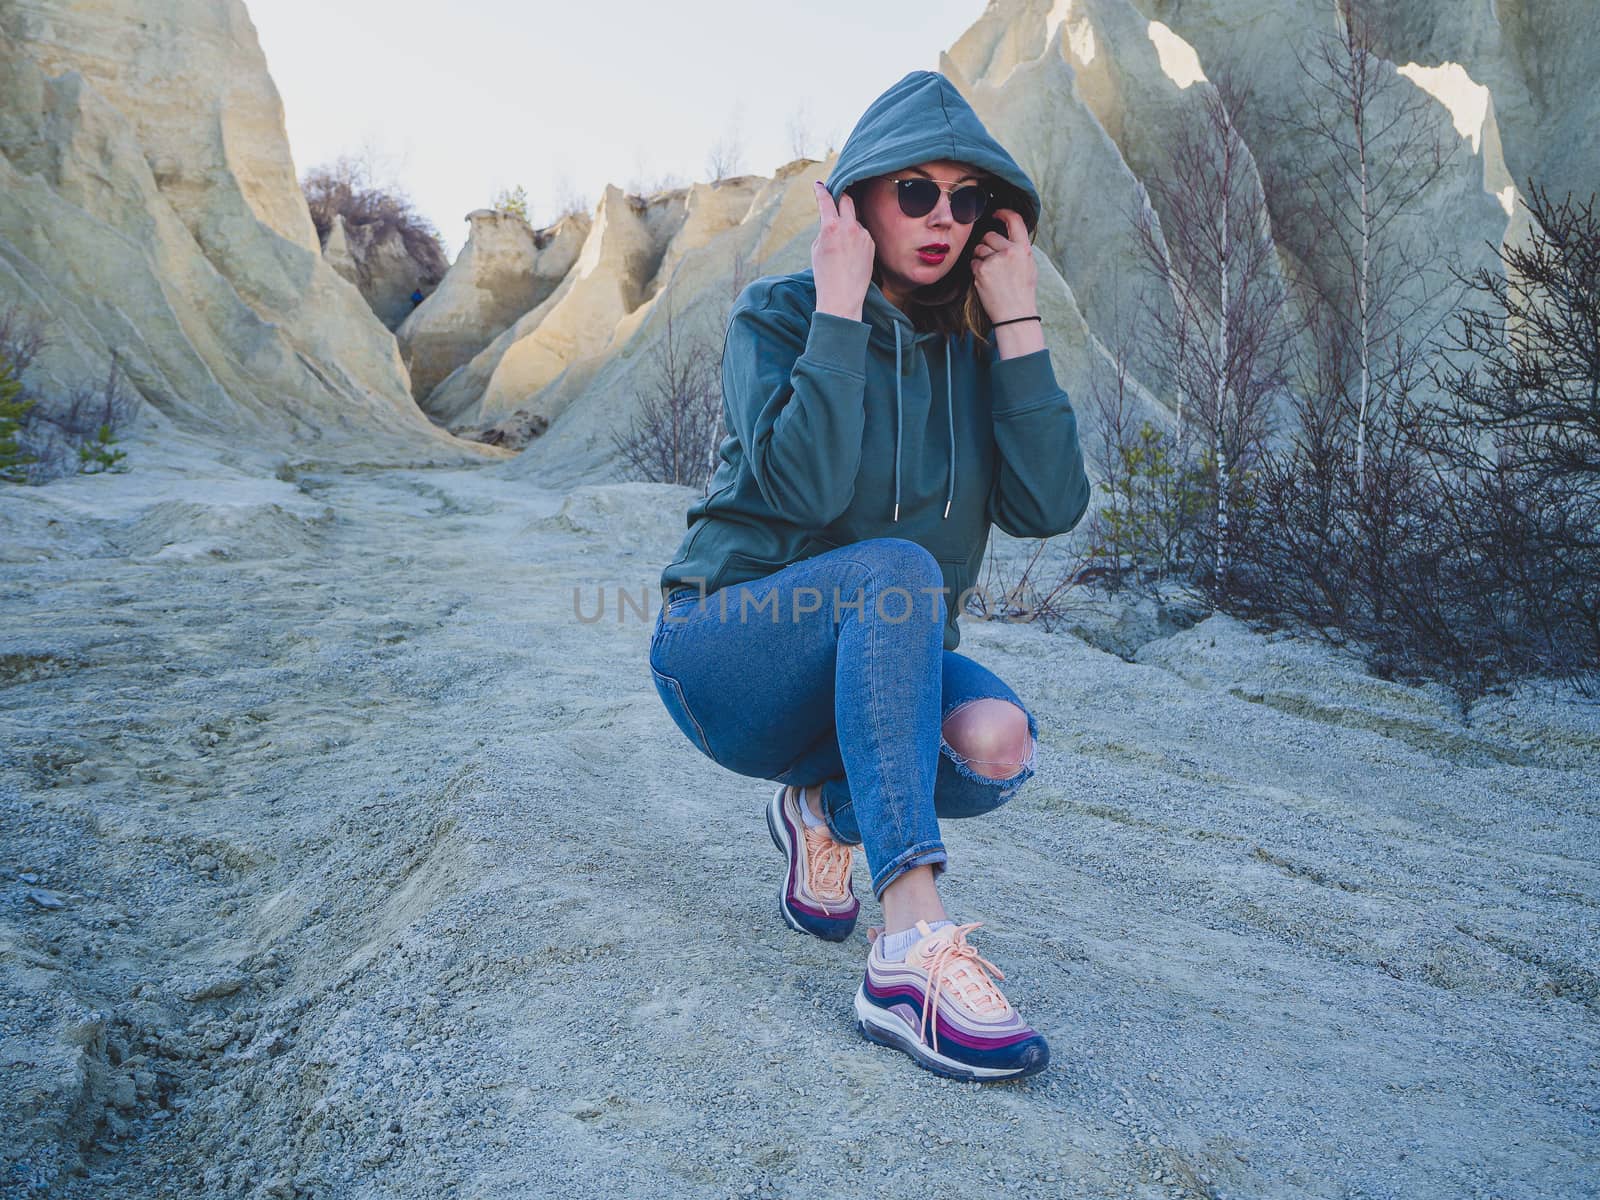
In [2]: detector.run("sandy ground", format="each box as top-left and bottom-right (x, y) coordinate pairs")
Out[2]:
(2, 444), (1597, 1200)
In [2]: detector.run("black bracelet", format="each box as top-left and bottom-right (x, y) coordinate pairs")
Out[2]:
(992, 315), (1042, 328)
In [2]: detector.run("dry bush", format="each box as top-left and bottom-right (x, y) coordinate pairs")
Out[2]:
(1406, 182), (1600, 686)
(611, 256), (768, 492)
(27, 353), (141, 481)
(964, 535), (1101, 637)
(705, 113), (746, 183)
(610, 302), (724, 492)
(301, 154), (448, 282)
(1221, 182), (1599, 695)
(1100, 14), (1595, 695)
(1, 306), (141, 484)
(553, 175), (591, 221)
(1081, 279), (1210, 596)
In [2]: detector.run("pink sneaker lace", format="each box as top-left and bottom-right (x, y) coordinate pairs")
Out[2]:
(913, 922), (1014, 1053)
(800, 817), (854, 909)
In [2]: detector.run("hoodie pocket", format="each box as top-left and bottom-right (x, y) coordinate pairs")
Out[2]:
(800, 534), (842, 557)
(713, 536), (841, 591)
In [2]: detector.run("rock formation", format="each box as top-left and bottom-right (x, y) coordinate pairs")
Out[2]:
(497, 163), (834, 485)
(0, 0), (491, 466)
(421, 173), (774, 441)
(1135, 0), (1595, 218)
(397, 207), (588, 414)
(319, 214), (444, 332)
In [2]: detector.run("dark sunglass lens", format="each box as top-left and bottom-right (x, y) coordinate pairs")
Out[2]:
(950, 185), (988, 224)
(896, 178), (940, 218)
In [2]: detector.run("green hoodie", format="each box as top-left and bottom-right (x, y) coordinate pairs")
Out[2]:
(658, 70), (1090, 651)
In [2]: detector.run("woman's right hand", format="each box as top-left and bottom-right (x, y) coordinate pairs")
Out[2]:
(812, 181), (875, 322)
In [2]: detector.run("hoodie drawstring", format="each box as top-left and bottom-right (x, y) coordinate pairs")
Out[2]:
(890, 324), (956, 522)
(893, 322), (902, 523)
(944, 335), (955, 520)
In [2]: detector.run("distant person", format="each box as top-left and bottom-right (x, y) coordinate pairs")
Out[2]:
(648, 71), (1089, 1082)
(409, 288), (425, 309)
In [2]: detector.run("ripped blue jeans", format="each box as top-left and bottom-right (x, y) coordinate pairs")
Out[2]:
(648, 537), (1040, 901)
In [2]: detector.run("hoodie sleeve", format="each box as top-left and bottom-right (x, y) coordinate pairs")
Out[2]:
(986, 347), (1092, 539)
(721, 286), (871, 530)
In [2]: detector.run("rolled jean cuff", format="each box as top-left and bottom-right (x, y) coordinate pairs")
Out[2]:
(822, 793), (860, 846)
(871, 842), (949, 902)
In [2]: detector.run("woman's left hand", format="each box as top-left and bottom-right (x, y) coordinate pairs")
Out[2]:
(970, 208), (1038, 323)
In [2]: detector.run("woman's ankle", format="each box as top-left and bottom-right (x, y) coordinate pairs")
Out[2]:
(879, 864), (948, 934)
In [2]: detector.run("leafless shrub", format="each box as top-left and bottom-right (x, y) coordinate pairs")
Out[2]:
(705, 112), (747, 183)
(1227, 382), (1455, 680)
(625, 151), (689, 205)
(1405, 182), (1600, 686)
(301, 153), (448, 283)
(965, 536), (1101, 637)
(455, 408), (550, 451)
(787, 100), (816, 162)
(1092, 9), (1592, 695)
(0, 304), (47, 378)
(1081, 280), (1209, 595)
(1223, 182), (1600, 695)
(610, 301), (724, 493)
(553, 174), (591, 220)
(2, 318), (142, 483)
(1212, 6), (1593, 695)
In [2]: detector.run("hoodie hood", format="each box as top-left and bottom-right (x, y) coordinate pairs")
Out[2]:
(823, 71), (1041, 234)
(822, 70), (1042, 524)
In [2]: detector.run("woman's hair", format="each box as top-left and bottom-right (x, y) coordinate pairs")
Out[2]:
(845, 171), (1037, 350)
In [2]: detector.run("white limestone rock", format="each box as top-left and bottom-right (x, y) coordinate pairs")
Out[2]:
(320, 213), (445, 332)
(498, 161), (829, 488)
(398, 208), (588, 409)
(0, 1), (481, 463)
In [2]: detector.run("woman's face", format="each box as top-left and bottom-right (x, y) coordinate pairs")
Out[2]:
(854, 158), (985, 307)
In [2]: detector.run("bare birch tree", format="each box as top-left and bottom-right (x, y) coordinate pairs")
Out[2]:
(1271, 0), (1458, 492)
(1131, 61), (1291, 602)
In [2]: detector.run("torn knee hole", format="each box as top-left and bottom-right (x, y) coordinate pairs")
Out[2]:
(940, 700), (1030, 774)
(942, 739), (1033, 783)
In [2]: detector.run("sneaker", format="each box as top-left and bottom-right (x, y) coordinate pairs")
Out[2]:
(854, 919), (1050, 1082)
(766, 783), (860, 942)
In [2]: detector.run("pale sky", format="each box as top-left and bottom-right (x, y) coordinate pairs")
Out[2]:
(249, 0), (988, 260)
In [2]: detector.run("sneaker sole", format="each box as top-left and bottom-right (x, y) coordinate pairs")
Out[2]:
(853, 982), (1048, 1082)
(766, 785), (855, 943)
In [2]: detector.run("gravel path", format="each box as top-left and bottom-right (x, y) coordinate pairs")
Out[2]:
(3, 454), (1596, 1200)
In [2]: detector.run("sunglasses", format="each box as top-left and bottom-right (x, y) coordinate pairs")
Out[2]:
(883, 177), (991, 225)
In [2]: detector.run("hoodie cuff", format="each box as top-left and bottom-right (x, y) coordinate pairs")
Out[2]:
(990, 348), (1066, 416)
(805, 311), (871, 375)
